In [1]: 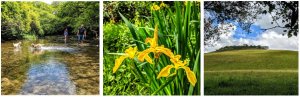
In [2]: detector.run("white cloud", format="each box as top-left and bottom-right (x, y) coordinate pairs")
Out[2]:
(256, 31), (298, 51)
(254, 14), (275, 28)
(253, 12), (288, 36)
(205, 24), (299, 53)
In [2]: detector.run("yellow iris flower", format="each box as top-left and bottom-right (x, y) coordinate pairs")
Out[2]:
(144, 25), (158, 48)
(138, 45), (174, 64)
(138, 25), (174, 64)
(151, 4), (160, 11)
(113, 24), (197, 87)
(157, 55), (197, 86)
(113, 46), (138, 73)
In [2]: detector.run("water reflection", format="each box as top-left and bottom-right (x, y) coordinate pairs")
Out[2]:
(20, 60), (76, 95)
(29, 46), (77, 55)
(39, 46), (77, 53)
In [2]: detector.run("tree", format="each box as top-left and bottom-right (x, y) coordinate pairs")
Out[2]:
(54, 1), (99, 38)
(204, 1), (298, 45)
(1, 1), (99, 41)
(1, 1), (57, 40)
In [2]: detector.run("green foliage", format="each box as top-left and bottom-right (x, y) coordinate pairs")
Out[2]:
(54, 1), (99, 37)
(104, 56), (149, 95)
(103, 23), (132, 52)
(22, 34), (37, 40)
(1, 2), (50, 40)
(205, 50), (298, 95)
(103, 1), (152, 23)
(104, 1), (200, 95)
(1, 1), (99, 41)
(103, 23), (147, 95)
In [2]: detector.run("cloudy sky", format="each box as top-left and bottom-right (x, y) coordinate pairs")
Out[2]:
(205, 12), (299, 53)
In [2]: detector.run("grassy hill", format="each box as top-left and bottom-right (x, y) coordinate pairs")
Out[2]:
(204, 49), (298, 95)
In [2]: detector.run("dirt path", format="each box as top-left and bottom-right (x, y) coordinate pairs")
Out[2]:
(205, 69), (298, 73)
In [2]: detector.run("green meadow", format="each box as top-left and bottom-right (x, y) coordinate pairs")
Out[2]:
(204, 49), (298, 95)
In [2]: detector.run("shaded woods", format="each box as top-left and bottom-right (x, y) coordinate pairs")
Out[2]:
(1, 1), (99, 41)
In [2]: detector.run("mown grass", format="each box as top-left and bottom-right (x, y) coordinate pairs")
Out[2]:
(204, 49), (298, 95)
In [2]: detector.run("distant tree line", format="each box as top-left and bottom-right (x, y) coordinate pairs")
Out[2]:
(215, 44), (269, 52)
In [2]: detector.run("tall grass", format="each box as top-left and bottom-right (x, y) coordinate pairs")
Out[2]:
(204, 50), (298, 95)
(111, 1), (200, 95)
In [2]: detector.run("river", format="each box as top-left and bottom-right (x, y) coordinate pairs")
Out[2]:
(1, 36), (99, 95)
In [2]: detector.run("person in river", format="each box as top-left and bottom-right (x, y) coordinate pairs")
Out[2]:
(77, 24), (87, 45)
(64, 28), (68, 43)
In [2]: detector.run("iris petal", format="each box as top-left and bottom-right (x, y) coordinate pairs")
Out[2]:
(125, 46), (138, 59)
(156, 46), (174, 58)
(113, 56), (128, 73)
(137, 48), (155, 62)
(145, 54), (153, 64)
(183, 66), (197, 86)
(157, 65), (174, 79)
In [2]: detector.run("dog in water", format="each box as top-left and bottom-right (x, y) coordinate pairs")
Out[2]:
(31, 43), (44, 49)
(13, 42), (21, 48)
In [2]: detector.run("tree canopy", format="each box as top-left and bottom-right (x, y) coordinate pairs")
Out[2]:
(1, 1), (99, 41)
(204, 1), (298, 45)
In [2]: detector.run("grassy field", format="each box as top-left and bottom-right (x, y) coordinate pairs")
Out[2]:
(204, 49), (298, 95)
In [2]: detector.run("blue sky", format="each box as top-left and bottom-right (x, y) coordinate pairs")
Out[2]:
(205, 11), (298, 52)
(212, 19), (265, 40)
(210, 18), (265, 40)
(232, 23), (264, 40)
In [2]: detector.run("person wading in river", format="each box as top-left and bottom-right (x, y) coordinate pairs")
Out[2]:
(64, 28), (68, 43)
(77, 24), (87, 45)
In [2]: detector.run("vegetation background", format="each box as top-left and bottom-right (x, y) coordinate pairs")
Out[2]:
(1, 1), (99, 41)
(103, 1), (200, 95)
(1, 1), (100, 95)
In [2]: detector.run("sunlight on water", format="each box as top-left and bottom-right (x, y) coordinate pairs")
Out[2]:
(32, 46), (77, 53)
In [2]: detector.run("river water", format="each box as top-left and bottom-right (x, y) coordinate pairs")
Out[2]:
(1, 36), (99, 95)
